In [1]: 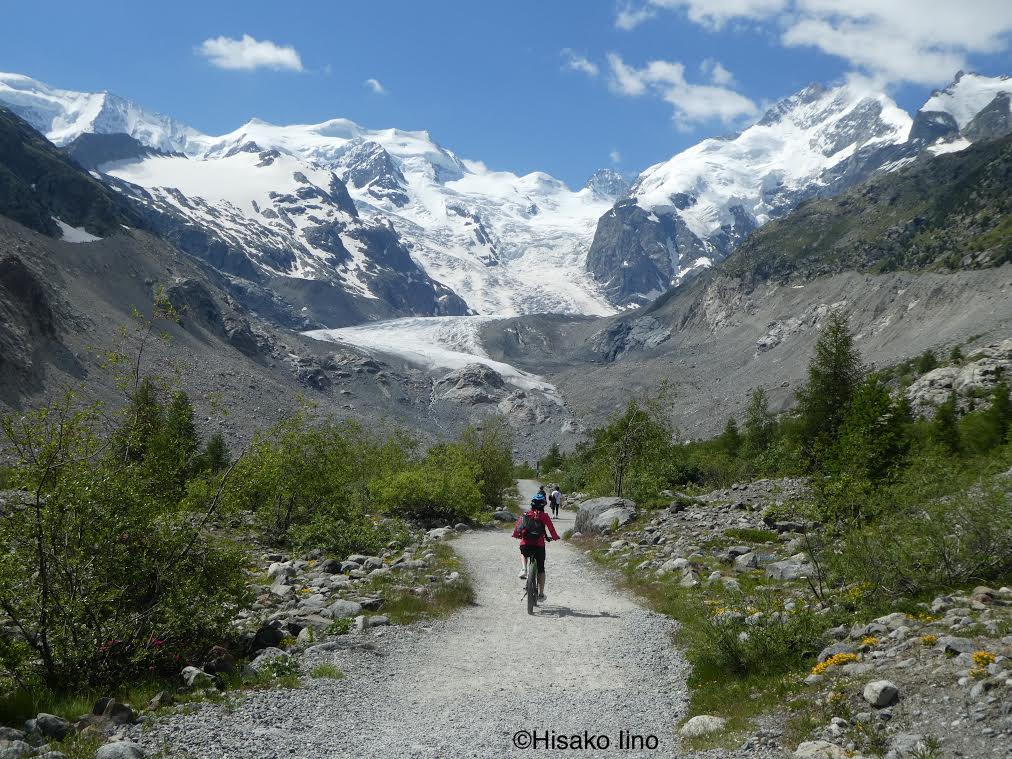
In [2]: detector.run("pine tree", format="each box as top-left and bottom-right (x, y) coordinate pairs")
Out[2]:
(795, 311), (863, 456)
(146, 391), (199, 503)
(719, 417), (742, 458)
(831, 375), (910, 483)
(948, 345), (964, 365)
(540, 443), (563, 472)
(743, 387), (775, 456)
(201, 432), (231, 473)
(915, 349), (938, 374)
(931, 391), (961, 454)
(117, 377), (163, 463)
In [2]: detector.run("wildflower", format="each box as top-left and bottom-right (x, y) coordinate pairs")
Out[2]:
(972, 651), (995, 668)
(920, 634), (938, 646)
(861, 636), (879, 647)
(811, 652), (859, 676)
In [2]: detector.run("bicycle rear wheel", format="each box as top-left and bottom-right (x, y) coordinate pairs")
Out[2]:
(526, 558), (538, 615)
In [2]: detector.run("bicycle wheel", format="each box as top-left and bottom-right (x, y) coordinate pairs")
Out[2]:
(526, 557), (538, 615)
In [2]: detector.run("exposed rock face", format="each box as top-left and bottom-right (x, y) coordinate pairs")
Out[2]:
(434, 363), (507, 405)
(906, 340), (1012, 416)
(337, 141), (409, 208)
(586, 200), (710, 306)
(496, 390), (552, 426)
(584, 169), (630, 201)
(962, 93), (1012, 141)
(590, 315), (671, 361)
(574, 497), (636, 534)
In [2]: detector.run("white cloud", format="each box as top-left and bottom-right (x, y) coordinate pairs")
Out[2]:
(615, 2), (657, 30)
(561, 49), (600, 77)
(700, 58), (735, 86)
(607, 53), (758, 125)
(198, 34), (303, 72)
(610, 149), (622, 164)
(648, 0), (787, 28)
(641, 0), (1012, 86)
(364, 77), (388, 95)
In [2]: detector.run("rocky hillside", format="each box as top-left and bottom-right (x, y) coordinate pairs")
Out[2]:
(723, 133), (1012, 282)
(586, 73), (1012, 306)
(0, 107), (142, 238)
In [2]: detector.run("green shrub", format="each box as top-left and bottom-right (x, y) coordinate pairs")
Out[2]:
(0, 397), (249, 692)
(326, 618), (353, 636)
(372, 447), (484, 524)
(690, 589), (825, 677)
(833, 484), (1012, 599)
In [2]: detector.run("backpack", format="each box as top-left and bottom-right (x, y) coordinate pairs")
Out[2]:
(520, 510), (545, 542)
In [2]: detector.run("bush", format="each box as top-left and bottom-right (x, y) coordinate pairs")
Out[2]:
(690, 588), (825, 677)
(0, 397), (249, 692)
(832, 483), (1012, 600)
(372, 442), (485, 524)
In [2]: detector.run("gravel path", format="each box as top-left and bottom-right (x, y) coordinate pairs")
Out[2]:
(134, 486), (687, 758)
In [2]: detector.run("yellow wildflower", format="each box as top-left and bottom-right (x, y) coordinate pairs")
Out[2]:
(972, 651), (996, 668)
(811, 652), (860, 676)
(920, 634), (938, 646)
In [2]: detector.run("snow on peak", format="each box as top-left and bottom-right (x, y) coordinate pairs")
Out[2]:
(920, 72), (1012, 129)
(0, 72), (200, 153)
(629, 79), (912, 239)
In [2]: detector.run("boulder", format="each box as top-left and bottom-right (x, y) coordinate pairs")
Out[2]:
(26, 714), (70, 741)
(574, 497), (636, 534)
(863, 680), (899, 708)
(794, 741), (850, 758)
(204, 645), (236, 675)
(251, 621), (285, 651)
(766, 559), (813, 581)
(679, 715), (726, 738)
(818, 643), (856, 663)
(0, 740), (33, 759)
(95, 742), (145, 759)
(434, 363), (506, 404)
(938, 636), (974, 655)
(493, 510), (515, 522)
(180, 666), (213, 688)
(250, 647), (291, 674)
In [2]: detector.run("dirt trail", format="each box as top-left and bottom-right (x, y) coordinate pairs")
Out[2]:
(134, 484), (685, 758)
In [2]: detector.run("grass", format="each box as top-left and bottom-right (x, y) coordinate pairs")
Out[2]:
(309, 664), (343, 680)
(580, 537), (819, 750)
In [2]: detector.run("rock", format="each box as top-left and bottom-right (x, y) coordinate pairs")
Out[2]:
(362, 556), (384, 570)
(99, 699), (135, 725)
(794, 740), (849, 758)
(658, 558), (689, 574)
(95, 742), (145, 759)
(939, 636), (974, 655)
(818, 643), (856, 663)
(368, 615), (390, 627)
(0, 730), (23, 742)
(734, 552), (759, 571)
(425, 527), (455, 541)
(318, 559), (342, 574)
(678, 715), (726, 737)
(250, 647), (291, 674)
(146, 691), (173, 711)
(0, 741), (32, 759)
(574, 497), (636, 534)
(180, 666), (213, 688)
(454, 523), (468, 531)
(251, 621), (285, 651)
(888, 733), (927, 757)
(434, 363), (507, 404)
(493, 509), (515, 522)
(679, 570), (701, 588)
(37, 752), (67, 759)
(204, 645), (236, 675)
(26, 714), (70, 741)
(765, 559), (812, 581)
(862, 680), (899, 708)
(725, 545), (752, 559)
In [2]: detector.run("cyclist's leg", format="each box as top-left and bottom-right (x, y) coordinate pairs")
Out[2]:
(536, 546), (547, 595)
(519, 546), (529, 577)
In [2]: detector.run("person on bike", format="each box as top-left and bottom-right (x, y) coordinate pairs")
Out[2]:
(512, 492), (559, 601)
(550, 485), (562, 518)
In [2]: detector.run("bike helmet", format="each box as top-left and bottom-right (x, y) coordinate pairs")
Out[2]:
(530, 493), (547, 510)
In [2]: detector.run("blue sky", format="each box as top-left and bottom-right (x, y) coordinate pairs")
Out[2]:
(2, 0), (1010, 186)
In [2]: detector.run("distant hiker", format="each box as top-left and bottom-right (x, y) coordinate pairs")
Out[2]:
(512, 492), (560, 601)
(550, 486), (562, 517)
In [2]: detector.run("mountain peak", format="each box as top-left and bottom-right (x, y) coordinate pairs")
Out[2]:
(584, 169), (629, 200)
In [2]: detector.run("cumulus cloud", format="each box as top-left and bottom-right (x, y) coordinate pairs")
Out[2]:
(198, 34), (303, 72)
(640, 0), (1012, 85)
(562, 49), (600, 77)
(364, 78), (388, 95)
(700, 58), (735, 86)
(607, 53), (757, 126)
(615, 2), (657, 30)
(610, 149), (622, 164)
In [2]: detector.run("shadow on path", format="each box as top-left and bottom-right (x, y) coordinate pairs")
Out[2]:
(534, 606), (620, 620)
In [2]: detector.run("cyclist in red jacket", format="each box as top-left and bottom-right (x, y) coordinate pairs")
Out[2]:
(512, 493), (560, 601)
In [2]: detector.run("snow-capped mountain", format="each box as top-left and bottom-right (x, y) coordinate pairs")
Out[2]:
(0, 73), (198, 153)
(913, 71), (1012, 149)
(586, 73), (1011, 305)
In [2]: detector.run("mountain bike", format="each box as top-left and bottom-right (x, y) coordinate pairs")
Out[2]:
(525, 556), (539, 615)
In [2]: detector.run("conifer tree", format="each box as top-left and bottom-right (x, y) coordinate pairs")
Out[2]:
(719, 417), (742, 458)
(743, 387), (775, 456)
(931, 391), (961, 454)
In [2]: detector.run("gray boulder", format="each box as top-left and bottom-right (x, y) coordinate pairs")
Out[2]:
(793, 741), (850, 758)
(0, 741), (32, 759)
(95, 742), (145, 759)
(327, 599), (362, 619)
(434, 363), (506, 405)
(766, 559), (813, 581)
(863, 680), (899, 707)
(26, 714), (70, 741)
(679, 715), (726, 737)
(574, 497), (636, 534)
(180, 666), (213, 688)
(493, 509), (515, 522)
